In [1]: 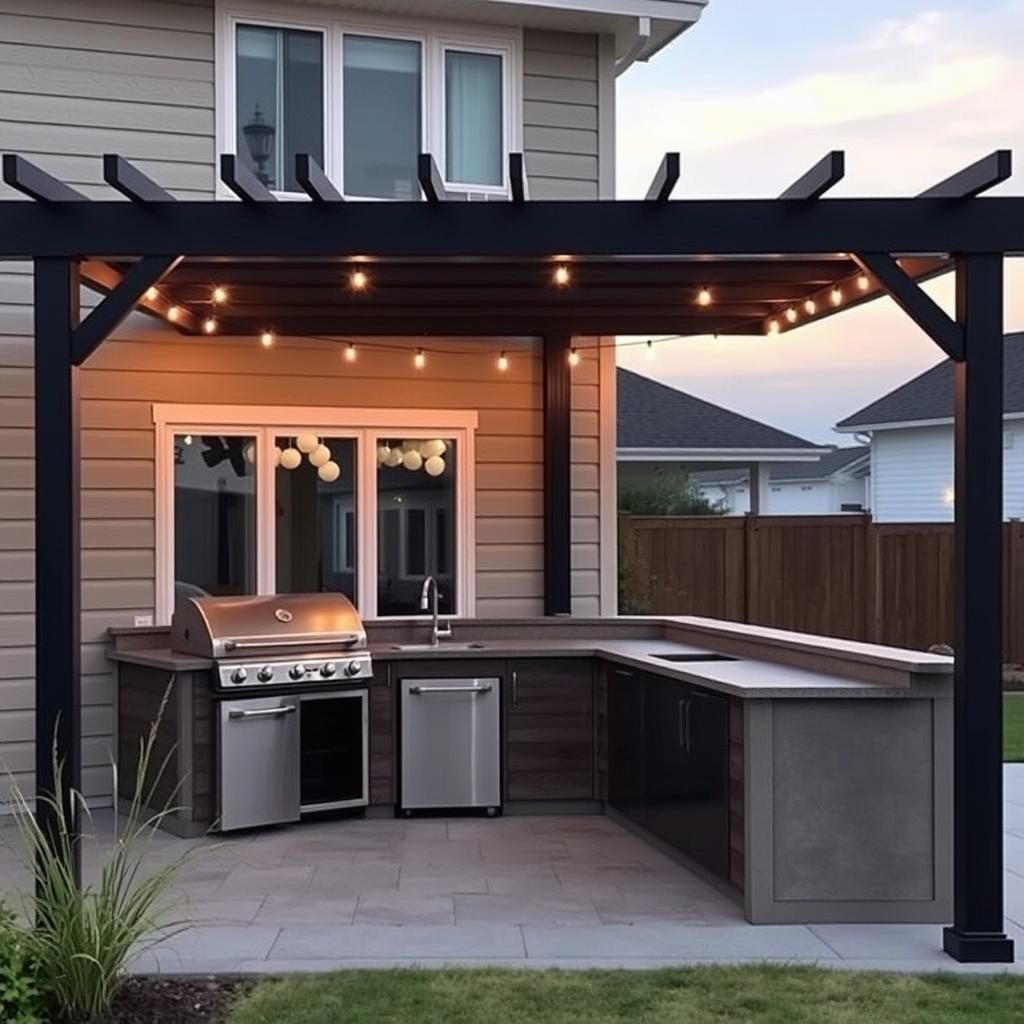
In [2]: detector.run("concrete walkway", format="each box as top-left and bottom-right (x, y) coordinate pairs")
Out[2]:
(3, 767), (1024, 974)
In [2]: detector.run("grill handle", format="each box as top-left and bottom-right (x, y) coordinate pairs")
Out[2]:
(409, 684), (493, 696)
(227, 705), (297, 720)
(224, 635), (362, 652)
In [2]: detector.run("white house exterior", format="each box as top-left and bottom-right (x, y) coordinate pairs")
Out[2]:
(837, 332), (1024, 522)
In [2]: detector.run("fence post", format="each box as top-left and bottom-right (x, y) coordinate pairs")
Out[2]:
(744, 514), (756, 625)
(865, 517), (880, 644)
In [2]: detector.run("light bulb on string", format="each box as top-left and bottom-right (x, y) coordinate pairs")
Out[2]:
(497, 351), (509, 372)
(784, 307), (798, 323)
(553, 264), (571, 287)
(568, 348), (580, 368)
(167, 306), (180, 323)
(804, 299), (817, 315)
(858, 274), (870, 291)
(212, 286), (228, 305)
(260, 331), (275, 348)
(344, 343), (357, 362)
(203, 317), (217, 334)
(766, 320), (780, 335)
(696, 287), (713, 307)
(145, 286), (158, 302)
(414, 348), (426, 370)
(830, 287), (843, 307)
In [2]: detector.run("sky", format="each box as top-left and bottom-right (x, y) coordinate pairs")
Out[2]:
(613, 0), (1024, 444)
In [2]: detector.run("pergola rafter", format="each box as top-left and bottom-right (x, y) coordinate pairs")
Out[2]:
(2, 147), (1023, 965)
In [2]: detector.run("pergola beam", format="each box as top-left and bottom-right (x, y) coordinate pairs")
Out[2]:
(645, 152), (680, 202)
(2, 155), (85, 202)
(920, 150), (1012, 199)
(418, 153), (447, 203)
(103, 155), (173, 203)
(220, 154), (277, 203)
(509, 152), (529, 202)
(295, 154), (343, 202)
(73, 255), (183, 363)
(852, 252), (964, 360)
(779, 151), (845, 200)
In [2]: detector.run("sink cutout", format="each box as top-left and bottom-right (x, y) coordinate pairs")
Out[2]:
(650, 652), (738, 663)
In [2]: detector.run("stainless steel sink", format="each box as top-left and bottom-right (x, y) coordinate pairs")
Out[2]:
(390, 641), (488, 652)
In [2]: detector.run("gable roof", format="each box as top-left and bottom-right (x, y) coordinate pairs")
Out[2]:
(617, 368), (820, 451)
(694, 445), (869, 486)
(836, 332), (1024, 431)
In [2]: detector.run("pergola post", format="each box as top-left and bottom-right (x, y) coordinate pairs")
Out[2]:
(543, 332), (572, 616)
(33, 257), (82, 890)
(943, 253), (1014, 962)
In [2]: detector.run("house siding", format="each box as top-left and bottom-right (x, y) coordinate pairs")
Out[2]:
(0, 1), (609, 803)
(870, 422), (1024, 522)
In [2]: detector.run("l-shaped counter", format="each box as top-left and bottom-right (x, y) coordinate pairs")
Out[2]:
(109, 615), (953, 926)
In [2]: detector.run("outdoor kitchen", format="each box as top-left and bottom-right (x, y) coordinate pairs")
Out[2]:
(110, 594), (954, 927)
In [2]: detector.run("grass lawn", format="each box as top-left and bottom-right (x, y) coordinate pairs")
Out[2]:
(226, 966), (1024, 1024)
(1005, 692), (1024, 761)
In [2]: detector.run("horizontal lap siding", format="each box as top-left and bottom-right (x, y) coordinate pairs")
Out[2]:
(0, 0), (215, 803)
(0, 6), (609, 804)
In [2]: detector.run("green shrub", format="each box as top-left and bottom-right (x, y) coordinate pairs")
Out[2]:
(7, 687), (197, 1021)
(0, 903), (44, 1024)
(618, 477), (726, 517)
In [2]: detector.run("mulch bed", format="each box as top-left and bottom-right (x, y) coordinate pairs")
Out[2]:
(67, 977), (251, 1024)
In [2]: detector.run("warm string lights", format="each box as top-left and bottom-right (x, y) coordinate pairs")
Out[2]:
(762, 269), (880, 335)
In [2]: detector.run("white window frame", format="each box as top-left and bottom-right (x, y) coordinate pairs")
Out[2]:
(153, 404), (477, 623)
(216, 1), (522, 200)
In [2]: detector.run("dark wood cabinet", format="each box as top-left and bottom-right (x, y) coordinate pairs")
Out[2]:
(607, 667), (730, 881)
(504, 658), (594, 801)
(607, 666), (645, 826)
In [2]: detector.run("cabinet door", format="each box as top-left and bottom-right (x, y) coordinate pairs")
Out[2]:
(606, 666), (644, 825)
(681, 687), (730, 877)
(505, 659), (594, 800)
(643, 674), (688, 849)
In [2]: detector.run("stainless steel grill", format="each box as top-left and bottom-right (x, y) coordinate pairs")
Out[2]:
(172, 593), (372, 691)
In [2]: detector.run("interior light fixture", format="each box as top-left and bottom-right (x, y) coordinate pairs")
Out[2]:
(785, 306), (798, 323)
(696, 287), (713, 307)
(497, 351), (509, 372)
(260, 331), (275, 348)
(830, 287), (843, 306)
(212, 286), (228, 304)
(350, 269), (369, 291)
(567, 347), (580, 367)
(414, 348), (426, 370)
(804, 298), (817, 315)
(553, 265), (571, 287)
(203, 317), (217, 334)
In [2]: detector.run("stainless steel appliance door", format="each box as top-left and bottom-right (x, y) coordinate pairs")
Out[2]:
(400, 678), (501, 810)
(218, 695), (301, 831)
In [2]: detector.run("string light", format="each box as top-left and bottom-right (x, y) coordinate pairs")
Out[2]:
(145, 286), (158, 302)
(767, 319), (780, 335)
(350, 269), (369, 291)
(696, 287), (713, 307)
(203, 317), (217, 334)
(858, 274), (870, 291)
(567, 347), (580, 367)
(785, 306), (798, 323)
(260, 331), (275, 348)
(344, 342), (357, 362)
(553, 264), (571, 287)
(497, 351), (509, 372)
(212, 286), (228, 304)
(803, 298), (817, 315)
(830, 287), (843, 306)
(167, 306), (180, 323)
(414, 347), (426, 370)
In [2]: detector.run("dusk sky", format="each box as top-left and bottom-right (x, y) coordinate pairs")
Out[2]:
(614, 1), (1024, 443)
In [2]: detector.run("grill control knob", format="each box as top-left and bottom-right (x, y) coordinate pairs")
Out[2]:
(320, 662), (337, 678)
(230, 667), (248, 685)
(289, 663), (306, 681)
(257, 666), (274, 683)
(344, 659), (363, 678)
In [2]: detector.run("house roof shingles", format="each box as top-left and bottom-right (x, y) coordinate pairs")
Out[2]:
(837, 331), (1024, 430)
(617, 368), (818, 450)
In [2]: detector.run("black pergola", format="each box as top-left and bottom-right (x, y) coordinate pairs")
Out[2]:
(2, 147), (1022, 963)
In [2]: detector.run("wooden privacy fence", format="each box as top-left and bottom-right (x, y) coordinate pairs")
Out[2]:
(619, 514), (1024, 662)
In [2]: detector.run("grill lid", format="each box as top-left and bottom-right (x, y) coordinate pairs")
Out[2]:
(172, 593), (366, 659)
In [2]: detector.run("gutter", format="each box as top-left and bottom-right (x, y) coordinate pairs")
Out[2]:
(615, 16), (651, 77)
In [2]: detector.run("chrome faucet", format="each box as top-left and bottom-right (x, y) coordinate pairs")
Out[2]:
(420, 576), (452, 647)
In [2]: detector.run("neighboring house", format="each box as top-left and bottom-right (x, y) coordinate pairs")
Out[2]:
(693, 446), (870, 515)
(617, 367), (829, 512)
(836, 331), (1024, 522)
(0, 0), (710, 802)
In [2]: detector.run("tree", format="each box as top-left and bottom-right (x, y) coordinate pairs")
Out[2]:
(617, 476), (726, 516)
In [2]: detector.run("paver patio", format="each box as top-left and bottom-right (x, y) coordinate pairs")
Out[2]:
(3, 766), (1024, 974)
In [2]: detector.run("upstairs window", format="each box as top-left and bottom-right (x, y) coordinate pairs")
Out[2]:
(221, 12), (519, 198)
(235, 25), (324, 193)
